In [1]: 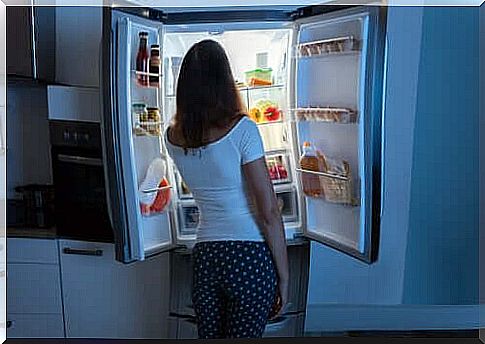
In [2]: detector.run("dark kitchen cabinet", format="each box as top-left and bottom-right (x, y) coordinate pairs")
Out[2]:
(54, 6), (102, 87)
(6, 6), (55, 82)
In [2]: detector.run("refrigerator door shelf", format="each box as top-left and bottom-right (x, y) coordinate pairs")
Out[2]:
(297, 35), (361, 58)
(292, 107), (358, 124)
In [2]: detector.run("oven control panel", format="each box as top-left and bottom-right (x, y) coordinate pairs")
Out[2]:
(49, 120), (101, 149)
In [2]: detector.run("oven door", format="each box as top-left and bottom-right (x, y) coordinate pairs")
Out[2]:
(51, 146), (114, 242)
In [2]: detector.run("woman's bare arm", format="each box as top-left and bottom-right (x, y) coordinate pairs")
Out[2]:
(242, 157), (289, 302)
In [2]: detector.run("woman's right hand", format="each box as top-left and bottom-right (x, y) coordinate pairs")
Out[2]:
(269, 278), (289, 320)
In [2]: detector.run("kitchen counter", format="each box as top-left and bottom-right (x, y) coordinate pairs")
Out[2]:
(7, 226), (57, 239)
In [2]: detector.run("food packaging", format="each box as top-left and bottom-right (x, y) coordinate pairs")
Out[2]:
(316, 151), (353, 205)
(139, 158), (171, 216)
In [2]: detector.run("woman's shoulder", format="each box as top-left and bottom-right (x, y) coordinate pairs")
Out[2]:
(231, 115), (257, 135)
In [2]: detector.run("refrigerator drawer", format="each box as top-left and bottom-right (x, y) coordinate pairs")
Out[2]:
(176, 186), (297, 236)
(177, 203), (199, 237)
(173, 316), (198, 339)
(169, 313), (305, 339)
(276, 187), (299, 224)
(266, 151), (292, 185)
(264, 313), (305, 337)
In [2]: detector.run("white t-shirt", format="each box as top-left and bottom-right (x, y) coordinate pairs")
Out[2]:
(164, 116), (266, 243)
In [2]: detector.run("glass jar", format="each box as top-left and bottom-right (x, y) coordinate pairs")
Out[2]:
(146, 107), (161, 136)
(132, 103), (148, 135)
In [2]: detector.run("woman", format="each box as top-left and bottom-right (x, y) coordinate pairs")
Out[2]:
(164, 39), (289, 339)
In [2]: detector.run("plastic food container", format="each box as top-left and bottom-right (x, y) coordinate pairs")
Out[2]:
(244, 68), (272, 84)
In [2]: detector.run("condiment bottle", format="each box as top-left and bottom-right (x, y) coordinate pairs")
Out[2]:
(136, 32), (149, 87)
(149, 44), (161, 88)
(300, 141), (323, 197)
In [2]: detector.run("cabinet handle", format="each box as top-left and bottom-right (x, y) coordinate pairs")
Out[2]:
(63, 247), (103, 256)
(58, 154), (103, 166)
(6, 320), (14, 328)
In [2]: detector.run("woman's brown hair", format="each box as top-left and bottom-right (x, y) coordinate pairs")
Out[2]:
(172, 39), (246, 153)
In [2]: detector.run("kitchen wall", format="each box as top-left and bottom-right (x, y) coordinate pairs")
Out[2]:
(305, 6), (480, 332)
(401, 6), (479, 306)
(6, 80), (52, 199)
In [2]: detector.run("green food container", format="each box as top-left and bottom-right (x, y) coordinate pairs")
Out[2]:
(244, 68), (272, 84)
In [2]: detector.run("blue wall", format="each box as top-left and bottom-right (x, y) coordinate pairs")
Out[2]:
(402, 7), (479, 305)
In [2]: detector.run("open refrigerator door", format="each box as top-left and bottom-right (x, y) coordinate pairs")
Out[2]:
(161, 21), (303, 245)
(291, 6), (384, 263)
(107, 9), (177, 263)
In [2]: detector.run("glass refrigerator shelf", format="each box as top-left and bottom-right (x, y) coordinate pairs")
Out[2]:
(238, 84), (285, 92)
(254, 118), (285, 126)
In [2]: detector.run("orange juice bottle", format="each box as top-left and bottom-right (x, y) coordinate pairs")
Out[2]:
(300, 141), (322, 197)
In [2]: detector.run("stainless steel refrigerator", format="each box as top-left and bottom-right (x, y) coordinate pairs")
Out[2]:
(101, 4), (385, 337)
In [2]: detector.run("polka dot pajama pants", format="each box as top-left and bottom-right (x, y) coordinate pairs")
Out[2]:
(192, 240), (278, 339)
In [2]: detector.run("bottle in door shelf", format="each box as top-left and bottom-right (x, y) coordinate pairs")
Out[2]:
(300, 141), (323, 198)
(149, 44), (161, 88)
(136, 32), (150, 87)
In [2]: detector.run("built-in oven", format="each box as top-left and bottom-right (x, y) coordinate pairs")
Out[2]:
(50, 120), (114, 242)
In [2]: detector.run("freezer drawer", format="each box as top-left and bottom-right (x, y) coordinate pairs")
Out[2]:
(276, 187), (299, 224)
(177, 203), (198, 237)
(169, 242), (310, 316)
(168, 313), (305, 338)
(264, 313), (305, 337)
